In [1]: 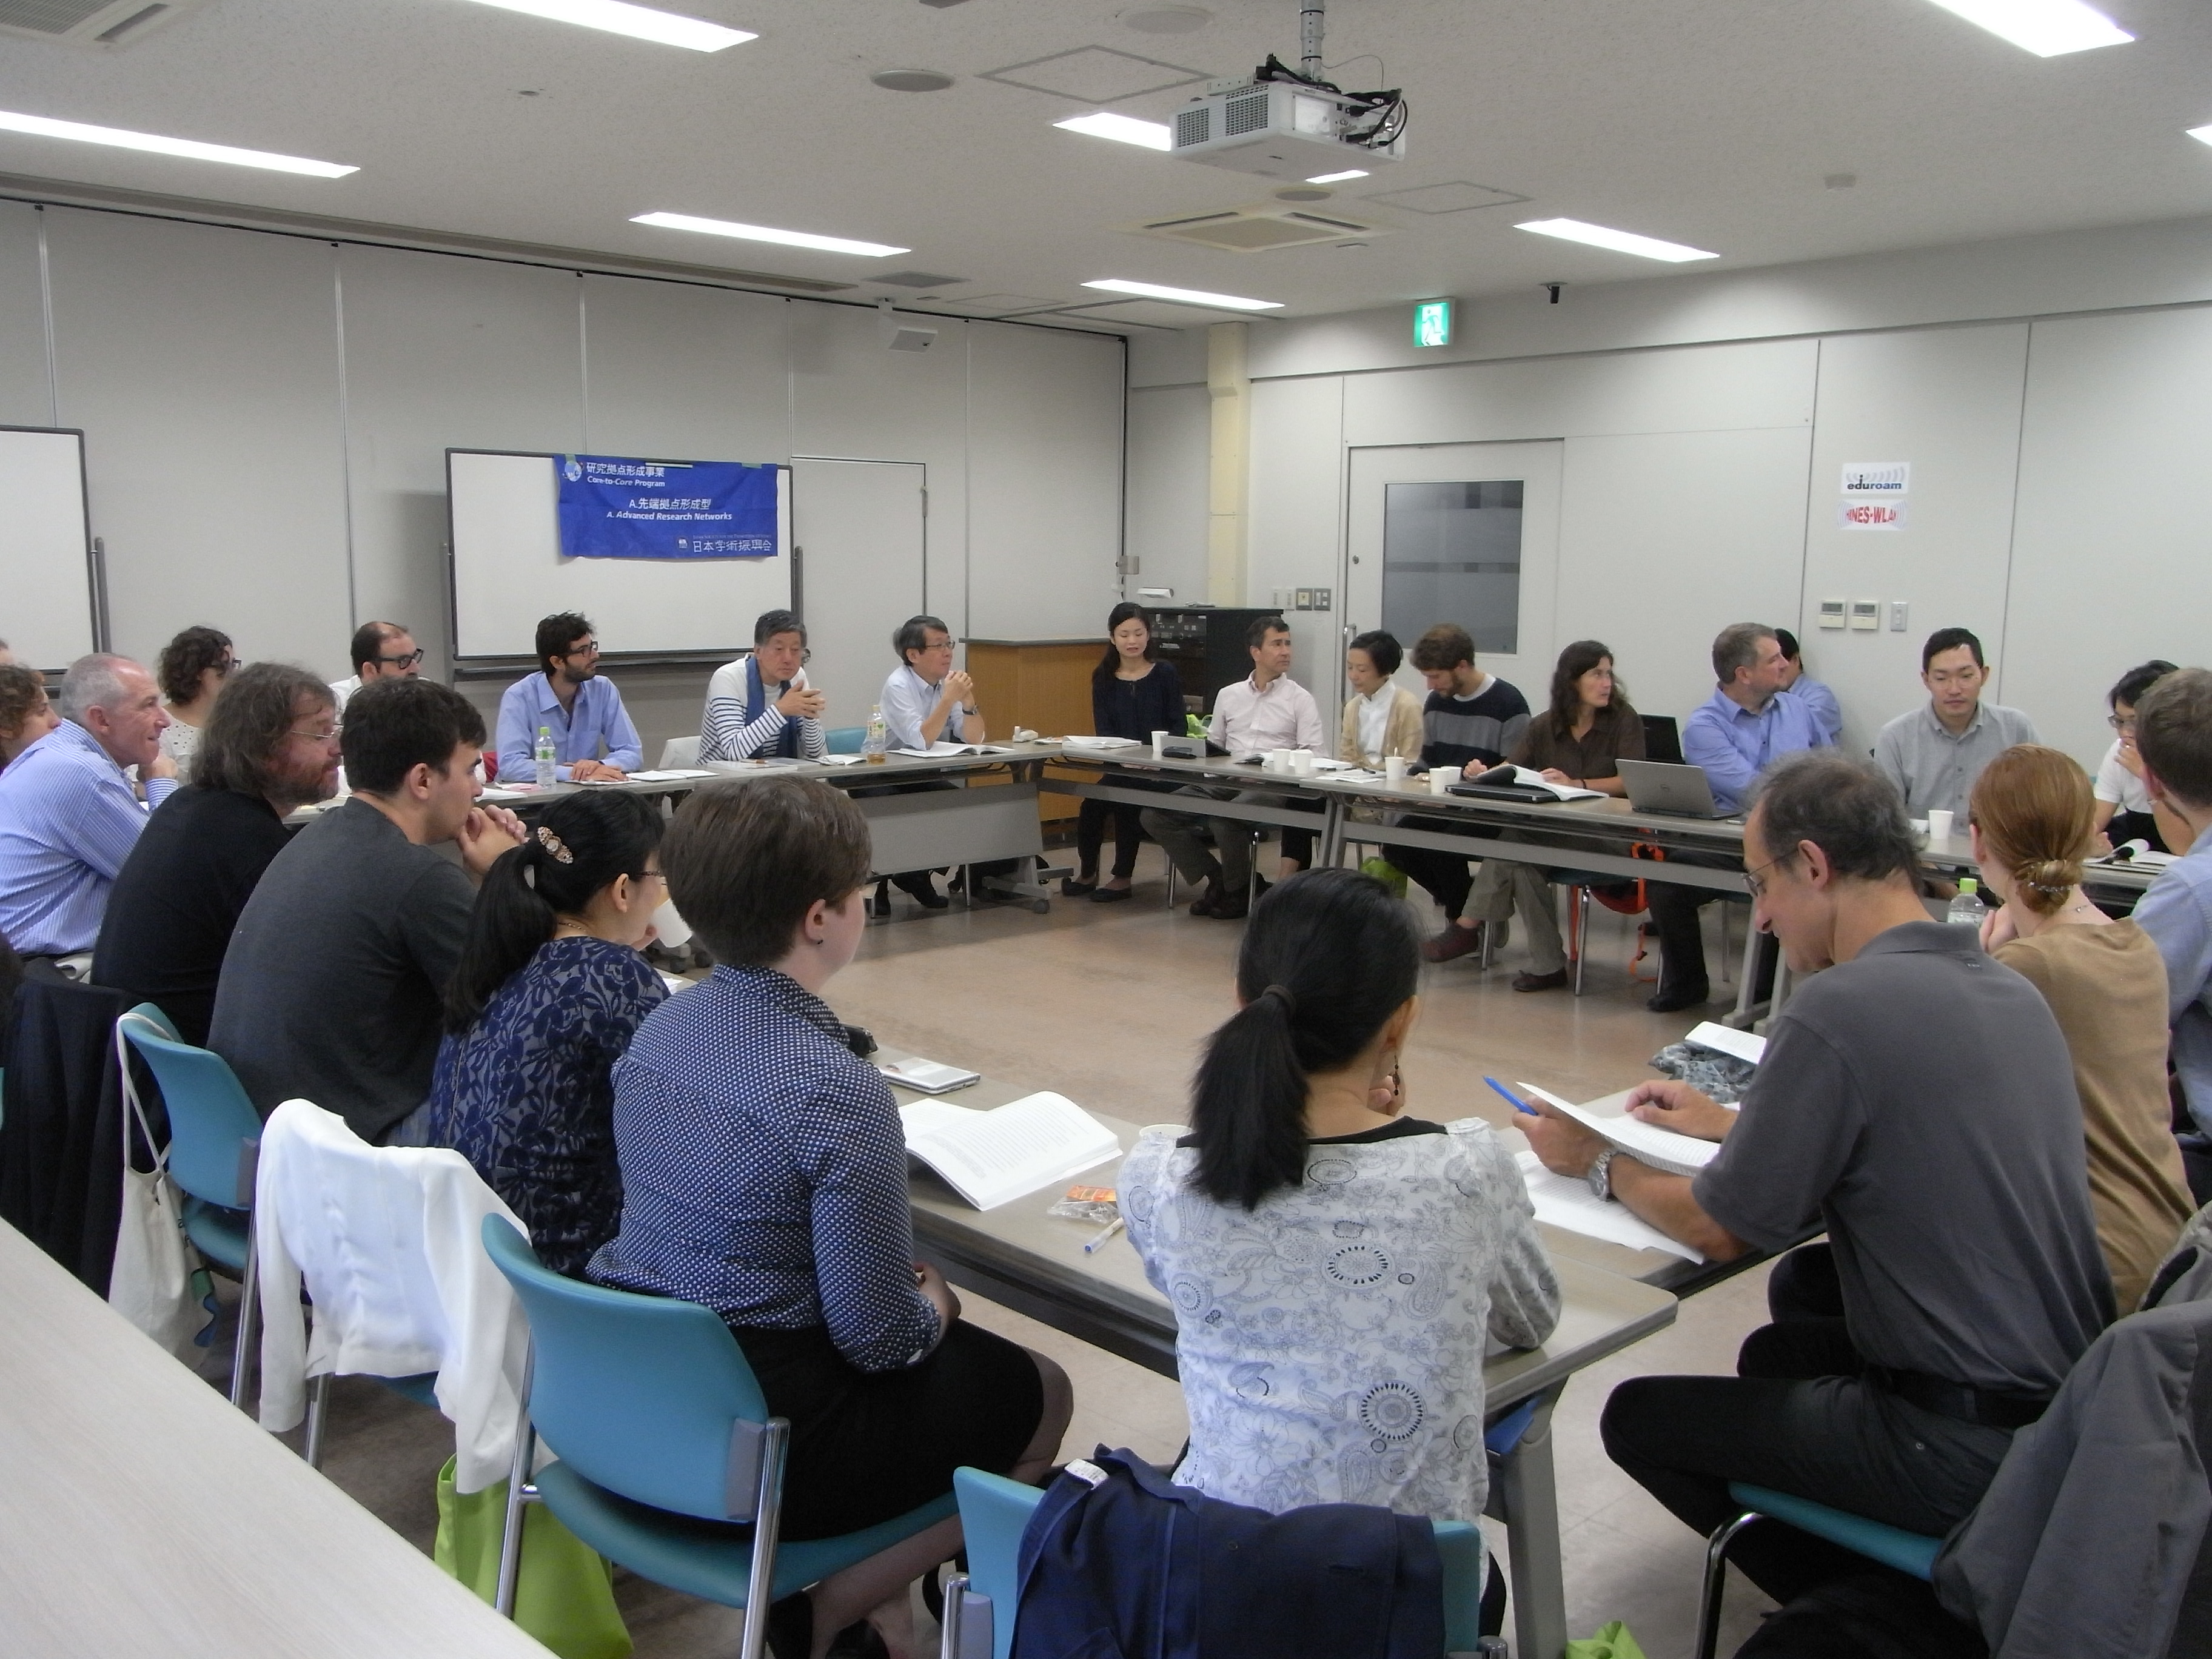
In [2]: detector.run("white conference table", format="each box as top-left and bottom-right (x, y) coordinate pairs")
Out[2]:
(885, 1053), (1679, 1659)
(0, 1218), (548, 1659)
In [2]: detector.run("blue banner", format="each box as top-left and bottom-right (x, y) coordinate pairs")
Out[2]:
(555, 454), (780, 560)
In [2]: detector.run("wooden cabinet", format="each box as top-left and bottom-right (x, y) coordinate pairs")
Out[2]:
(966, 639), (1099, 824)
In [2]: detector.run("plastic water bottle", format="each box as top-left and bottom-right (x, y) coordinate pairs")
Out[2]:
(534, 725), (557, 789)
(1946, 876), (1987, 928)
(863, 705), (890, 765)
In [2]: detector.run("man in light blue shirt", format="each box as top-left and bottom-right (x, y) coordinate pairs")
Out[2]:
(0, 654), (178, 959)
(1775, 629), (1842, 745)
(2131, 668), (2212, 1156)
(1651, 623), (1834, 1011)
(878, 614), (984, 751)
(495, 611), (643, 784)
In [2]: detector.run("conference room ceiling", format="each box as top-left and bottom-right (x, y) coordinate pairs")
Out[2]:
(2, 0), (2210, 331)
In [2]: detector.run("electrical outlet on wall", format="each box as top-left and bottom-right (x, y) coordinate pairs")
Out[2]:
(1889, 600), (1909, 633)
(1313, 588), (1333, 610)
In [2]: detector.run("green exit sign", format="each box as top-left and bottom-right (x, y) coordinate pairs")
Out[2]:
(1413, 299), (1453, 348)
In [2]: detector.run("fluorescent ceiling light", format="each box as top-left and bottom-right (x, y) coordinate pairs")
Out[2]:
(1515, 217), (1717, 263)
(1920, 0), (2131, 56)
(1054, 112), (1172, 150)
(2188, 123), (2212, 147)
(0, 109), (355, 177)
(1083, 278), (1282, 311)
(460, 0), (754, 52)
(632, 211), (907, 256)
(1306, 169), (1369, 183)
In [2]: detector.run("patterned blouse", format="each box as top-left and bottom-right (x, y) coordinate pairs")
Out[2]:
(1120, 1116), (1561, 1524)
(427, 935), (666, 1276)
(587, 963), (942, 1373)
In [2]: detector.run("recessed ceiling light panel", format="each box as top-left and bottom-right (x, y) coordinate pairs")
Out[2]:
(1515, 217), (1717, 263)
(632, 212), (908, 256)
(2188, 124), (2212, 147)
(1306, 169), (1368, 183)
(458, 0), (754, 52)
(1084, 278), (1281, 310)
(1054, 111), (1172, 150)
(0, 108), (356, 176)
(1919, 0), (2131, 56)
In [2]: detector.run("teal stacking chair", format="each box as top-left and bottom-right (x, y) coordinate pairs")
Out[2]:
(480, 1216), (957, 1659)
(939, 1465), (1492, 1659)
(825, 726), (868, 755)
(1694, 1483), (1943, 1659)
(116, 1004), (265, 1407)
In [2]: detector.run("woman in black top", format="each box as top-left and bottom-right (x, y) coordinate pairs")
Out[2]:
(1066, 603), (1185, 902)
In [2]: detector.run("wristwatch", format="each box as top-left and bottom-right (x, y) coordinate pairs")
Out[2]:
(1587, 1148), (1618, 1201)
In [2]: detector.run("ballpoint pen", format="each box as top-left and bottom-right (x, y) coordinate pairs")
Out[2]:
(1484, 1076), (1542, 1117)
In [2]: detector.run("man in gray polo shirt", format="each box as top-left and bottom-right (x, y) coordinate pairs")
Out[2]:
(1523, 751), (2110, 1603)
(1873, 625), (2038, 822)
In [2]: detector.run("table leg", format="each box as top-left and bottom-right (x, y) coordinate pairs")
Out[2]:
(1498, 1387), (1567, 1659)
(1317, 797), (1347, 868)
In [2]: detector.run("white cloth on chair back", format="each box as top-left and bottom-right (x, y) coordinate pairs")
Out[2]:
(253, 1099), (528, 1493)
(659, 734), (700, 768)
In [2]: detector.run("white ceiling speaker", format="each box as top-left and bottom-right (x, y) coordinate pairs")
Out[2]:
(871, 68), (956, 92)
(877, 298), (938, 352)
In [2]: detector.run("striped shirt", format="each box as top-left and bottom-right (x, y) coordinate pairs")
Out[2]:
(700, 656), (827, 763)
(589, 964), (941, 1373)
(0, 720), (177, 956)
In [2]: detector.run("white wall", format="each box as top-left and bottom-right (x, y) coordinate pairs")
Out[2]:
(0, 199), (1124, 757)
(1125, 211), (2212, 774)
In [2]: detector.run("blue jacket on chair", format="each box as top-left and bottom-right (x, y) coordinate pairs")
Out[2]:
(1011, 1447), (1446, 1659)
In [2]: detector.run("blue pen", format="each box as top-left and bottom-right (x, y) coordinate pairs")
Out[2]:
(1485, 1076), (1541, 1117)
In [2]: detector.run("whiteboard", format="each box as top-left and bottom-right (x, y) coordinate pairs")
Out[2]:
(0, 427), (98, 672)
(447, 449), (792, 662)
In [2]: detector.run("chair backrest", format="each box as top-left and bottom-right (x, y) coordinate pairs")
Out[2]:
(660, 734), (702, 768)
(951, 1466), (1486, 1659)
(118, 1005), (261, 1209)
(480, 1216), (775, 1523)
(824, 725), (866, 754)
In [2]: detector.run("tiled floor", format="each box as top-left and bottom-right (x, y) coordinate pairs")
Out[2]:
(208, 843), (1782, 1657)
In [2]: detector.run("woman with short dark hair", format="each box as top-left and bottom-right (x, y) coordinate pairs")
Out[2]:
(428, 789), (668, 1276)
(0, 662), (61, 779)
(591, 776), (1072, 1659)
(1121, 868), (1560, 1526)
(155, 625), (235, 783)
(1066, 602), (1184, 900)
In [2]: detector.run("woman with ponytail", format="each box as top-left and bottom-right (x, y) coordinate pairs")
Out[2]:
(427, 789), (668, 1275)
(1120, 866), (1560, 1527)
(1971, 744), (2192, 1311)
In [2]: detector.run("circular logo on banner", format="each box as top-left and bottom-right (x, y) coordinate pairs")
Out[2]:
(562, 458), (583, 482)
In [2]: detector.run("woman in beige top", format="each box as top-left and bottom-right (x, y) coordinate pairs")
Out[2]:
(1972, 743), (2194, 1312)
(1337, 631), (1424, 769)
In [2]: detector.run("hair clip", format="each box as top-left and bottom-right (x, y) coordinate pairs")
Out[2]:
(535, 826), (574, 864)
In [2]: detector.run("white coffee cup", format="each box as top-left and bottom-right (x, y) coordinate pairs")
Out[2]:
(1429, 765), (1460, 796)
(1291, 749), (1316, 777)
(1268, 748), (1292, 774)
(1150, 729), (1168, 759)
(1927, 808), (1954, 840)
(1384, 756), (1409, 788)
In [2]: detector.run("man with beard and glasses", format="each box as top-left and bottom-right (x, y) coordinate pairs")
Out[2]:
(495, 612), (643, 785)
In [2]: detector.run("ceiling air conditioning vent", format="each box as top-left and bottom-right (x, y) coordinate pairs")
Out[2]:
(0, 0), (196, 46)
(1125, 198), (1392, 253)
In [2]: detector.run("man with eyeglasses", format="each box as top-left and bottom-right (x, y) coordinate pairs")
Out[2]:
(495, 611), (643, 785)
(869, 615), (987, 910)
(702, 609), (827, 763)
(94, 663), (343, 1047)
(1874, 626), (2038, 823)
(330, 621), (424, 712)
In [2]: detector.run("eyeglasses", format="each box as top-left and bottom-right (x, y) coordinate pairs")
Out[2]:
(562, 641), (601, 660)
(2108, 714), (2137, 734)
(215, 657), (239, 676)
(377, 649), (426, 669)
(1743, 851), (1797, 901)
(289, 724), (343, 745)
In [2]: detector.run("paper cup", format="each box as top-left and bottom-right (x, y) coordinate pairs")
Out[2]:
(1927, 808), (1954, 840)
(1429, 765), (1460, 796)
(1384, 756), (1409, 788)
(1268, 748), (1291, 774)
(1291, 749), (1316, 777)
(1150, 730), (1168, 759)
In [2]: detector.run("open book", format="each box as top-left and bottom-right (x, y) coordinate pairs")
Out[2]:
(893, 742), (1017, 758)
(1517, 1081), (1720, 1180)
(900, 1092), (1121, 1210)
(1472, 763), (1607, 802)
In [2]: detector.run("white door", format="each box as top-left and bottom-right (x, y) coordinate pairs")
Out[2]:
(1342, 441), (1563, 716)
(792, 458), (927, 736)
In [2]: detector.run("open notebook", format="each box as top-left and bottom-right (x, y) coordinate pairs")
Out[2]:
(900, 1093), (1121, 1211)
(1517, 1081), (1720, 1179)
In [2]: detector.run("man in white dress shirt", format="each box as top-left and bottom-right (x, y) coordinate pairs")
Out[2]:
(868, 615), (987, 910)
(1141, 615), (1323, 920)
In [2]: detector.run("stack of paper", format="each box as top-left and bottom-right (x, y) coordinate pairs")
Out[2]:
(900, 1092), (1121, 1210)
(1517, 1082), (1720, 1179)
(1515, 1151), (1703, 1262)
(1683, 1022), (1765, 1066)
(628, 768), (716, 782)
(893, 742), (1017, 758)
(1059, 735), (1142, 751)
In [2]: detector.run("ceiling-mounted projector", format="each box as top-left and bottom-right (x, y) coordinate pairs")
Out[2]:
(1171, 1), (1408, 181)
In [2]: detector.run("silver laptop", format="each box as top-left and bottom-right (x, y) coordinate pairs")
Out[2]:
(1618, 759), (1732, 820)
